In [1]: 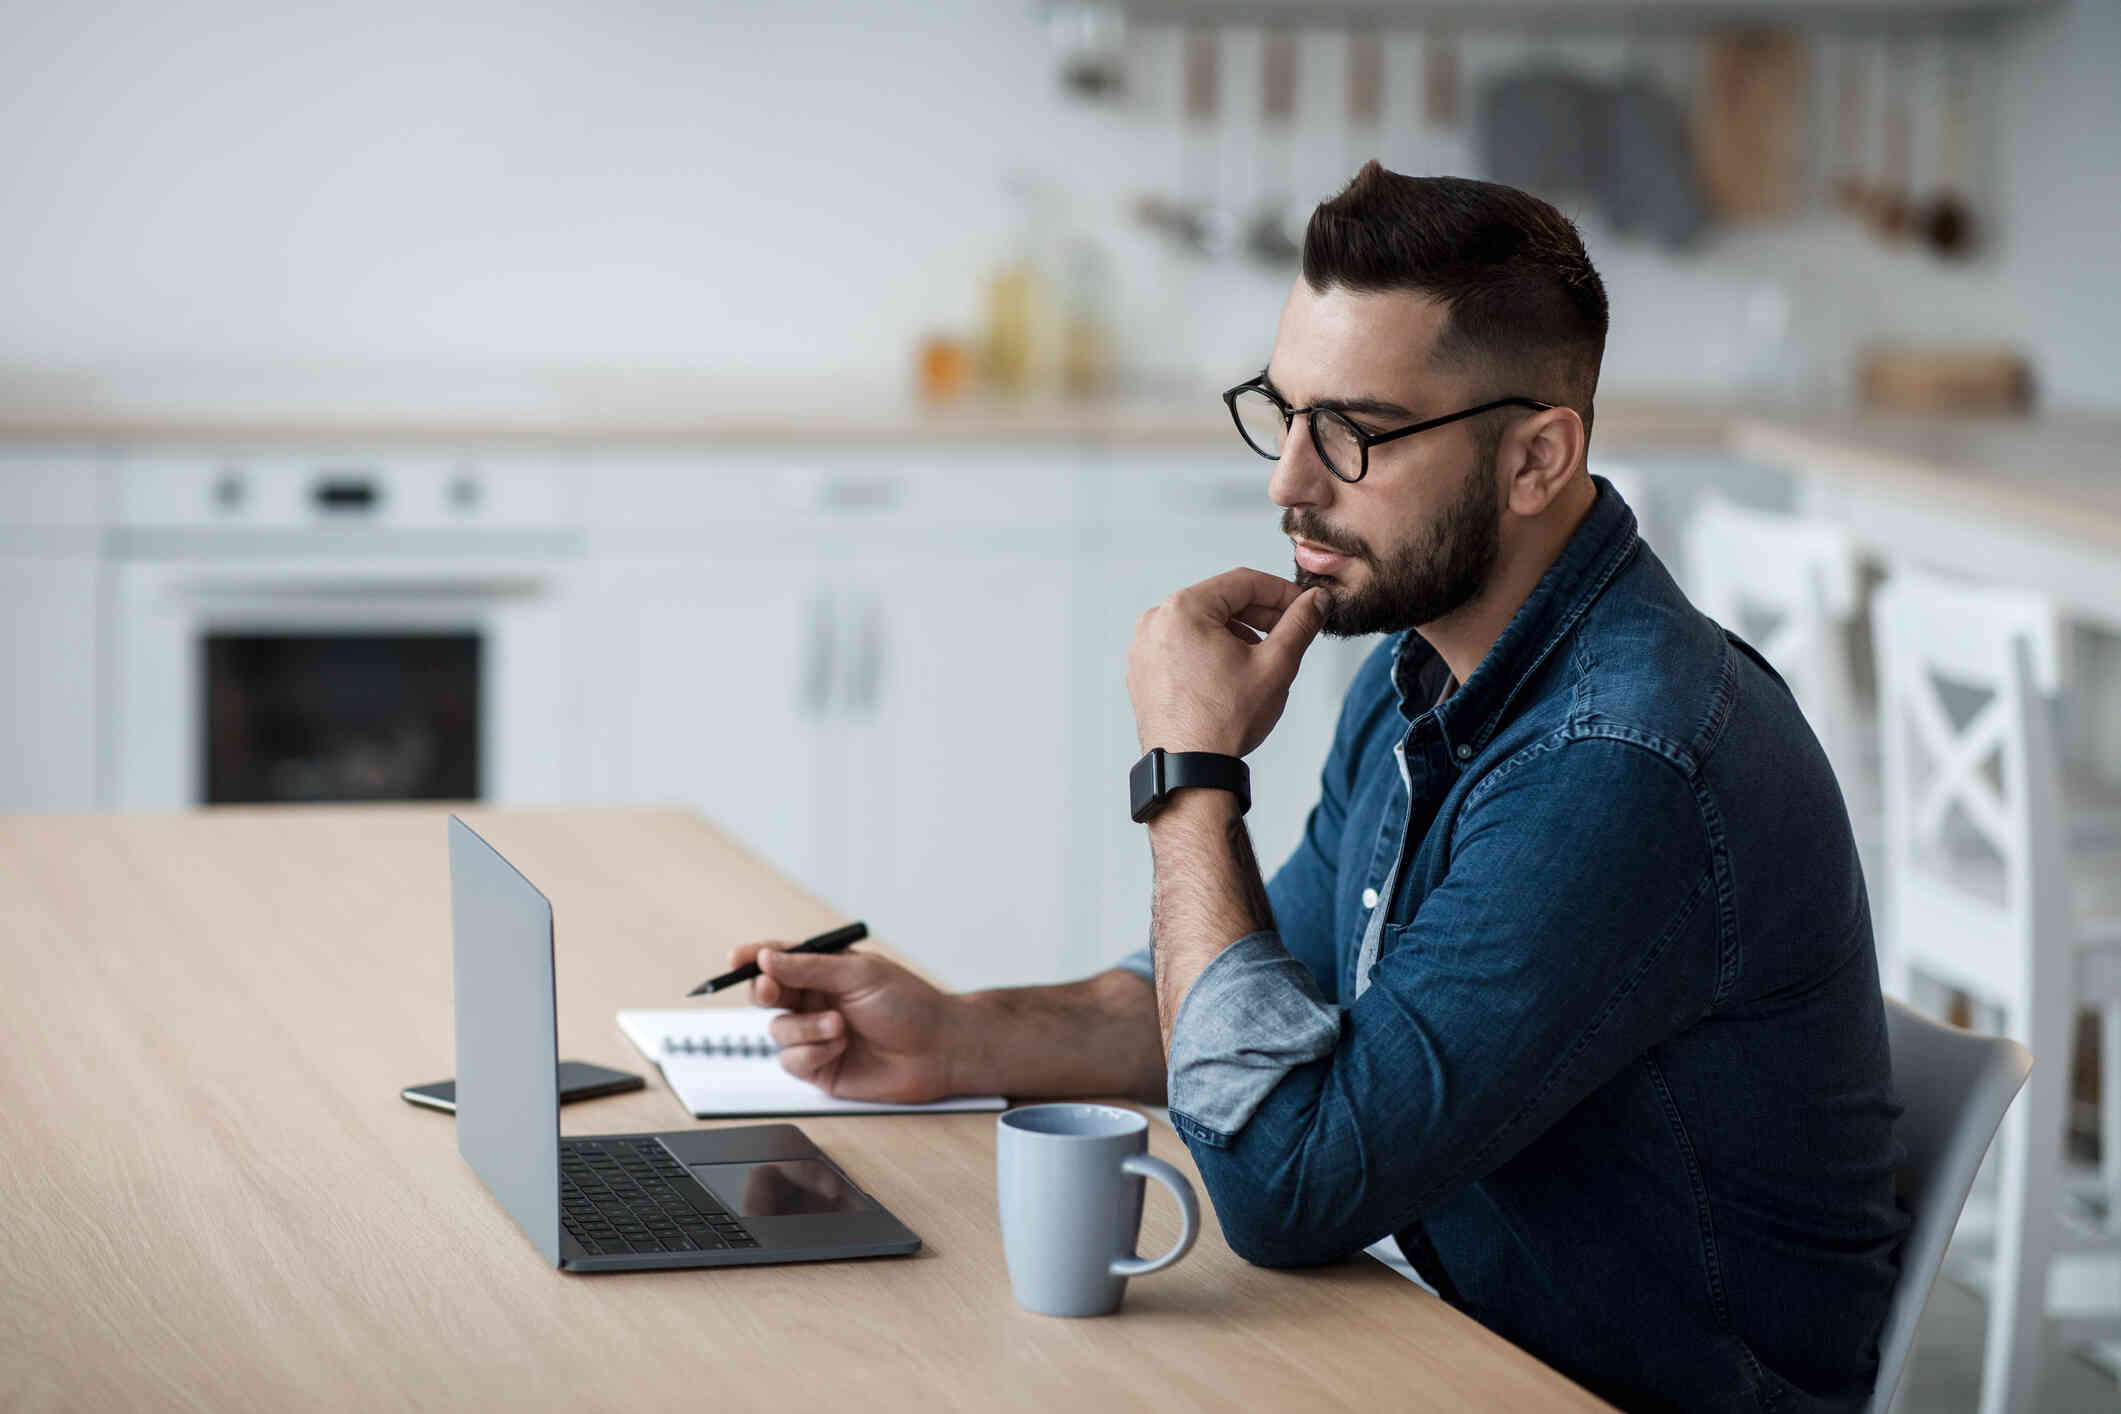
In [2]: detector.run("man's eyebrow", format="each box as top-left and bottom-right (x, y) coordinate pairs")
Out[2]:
(1258, 367), (1417, 421)
(1315, 394), (1415, 420)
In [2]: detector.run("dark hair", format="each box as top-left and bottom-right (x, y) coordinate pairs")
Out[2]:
(1303, 163), (1608, 437)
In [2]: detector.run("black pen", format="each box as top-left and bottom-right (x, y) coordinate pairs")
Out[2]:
(687, 921), (869, 996)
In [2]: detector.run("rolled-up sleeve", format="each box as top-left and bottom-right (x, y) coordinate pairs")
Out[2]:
(1165, 931), (1344, 1142)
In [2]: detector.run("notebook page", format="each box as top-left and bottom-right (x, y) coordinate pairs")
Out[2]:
(616, 1007), (1006, 1117)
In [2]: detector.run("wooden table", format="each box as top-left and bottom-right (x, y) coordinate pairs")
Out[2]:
(0, 806), (1609, 1411)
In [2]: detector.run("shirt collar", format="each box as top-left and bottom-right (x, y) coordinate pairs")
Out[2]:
(1389, 475), (1639, 761)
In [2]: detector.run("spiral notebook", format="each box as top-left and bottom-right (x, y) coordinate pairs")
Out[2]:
(615, 1008), (1007, 1118)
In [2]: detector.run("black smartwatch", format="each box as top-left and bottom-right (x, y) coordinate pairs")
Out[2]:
(1129, 748), (1250, 823)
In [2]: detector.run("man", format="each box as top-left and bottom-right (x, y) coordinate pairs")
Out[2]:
(727, 165), (1907, 1413)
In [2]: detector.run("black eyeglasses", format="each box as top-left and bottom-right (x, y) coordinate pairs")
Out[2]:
(1222, 379), (1555, 484)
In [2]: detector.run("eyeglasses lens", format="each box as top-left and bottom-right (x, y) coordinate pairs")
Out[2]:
(1230, 388), (1288, 461)
(1310, 410), (1362, 482)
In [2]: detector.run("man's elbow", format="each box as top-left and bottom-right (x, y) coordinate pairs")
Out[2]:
(1221, 1217), (1355, 1270)
(1195, 1159), (1369, 1269)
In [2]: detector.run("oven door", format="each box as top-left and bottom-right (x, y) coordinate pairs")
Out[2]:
(113, 556), (584, 809)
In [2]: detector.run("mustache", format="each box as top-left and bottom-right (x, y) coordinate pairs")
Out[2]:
(1280, 510), (1370, 562)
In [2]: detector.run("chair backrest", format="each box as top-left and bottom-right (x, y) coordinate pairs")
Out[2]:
(1871, 574), (2069, 1006)
(1589, 460), (1656, 551)
(1867, 997), (2031, 1414)
(1682, 497), (1864, 779)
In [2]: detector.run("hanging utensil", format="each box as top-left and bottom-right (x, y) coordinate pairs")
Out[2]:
(1696, 28), (1806, 222)
(1833, 42), (1870, 218)
(1244, 30), (1302, 267)
(1344, 28), (1383, 178)
(1164, 28), (1239, 258)
(1424, 26), (1459, 129)
(1922, 40), (1976, 257)
(1873, 36), (1914, 240)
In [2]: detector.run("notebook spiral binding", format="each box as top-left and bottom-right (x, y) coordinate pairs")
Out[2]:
(663, 1035), (781, 1058)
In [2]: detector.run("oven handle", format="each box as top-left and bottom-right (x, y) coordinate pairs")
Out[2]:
(164, 574), (555, 603)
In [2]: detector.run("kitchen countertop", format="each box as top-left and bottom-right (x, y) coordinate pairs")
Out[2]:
(1734, 411), (2121, 553)
(2, 383), (2115, 553)
(0, 388), (1738, 450)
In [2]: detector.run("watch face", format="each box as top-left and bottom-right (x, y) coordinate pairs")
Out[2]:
(1129, 749), (1165, 823)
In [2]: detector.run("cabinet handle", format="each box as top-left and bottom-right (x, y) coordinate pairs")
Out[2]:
(849, 591), (885, 717)
(819, 476), (905, 514)
(800, 591), (836, 719)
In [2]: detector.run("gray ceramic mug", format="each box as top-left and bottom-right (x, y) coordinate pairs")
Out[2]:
(996, 1103), (1200, 1317)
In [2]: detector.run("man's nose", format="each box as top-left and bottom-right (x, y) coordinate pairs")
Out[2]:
(1269, 414), (1337, 511)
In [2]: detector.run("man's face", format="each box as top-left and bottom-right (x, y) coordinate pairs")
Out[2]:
(1262, 281), (1502, 638)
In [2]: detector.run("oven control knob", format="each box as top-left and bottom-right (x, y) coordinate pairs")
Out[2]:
(448, 473), (481, 513)
(212, 471), (246, 512)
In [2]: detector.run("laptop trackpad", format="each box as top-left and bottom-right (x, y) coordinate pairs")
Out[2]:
(691, 1159), (873, 1217)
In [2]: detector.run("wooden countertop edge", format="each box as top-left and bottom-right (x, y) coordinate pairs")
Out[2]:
(1731, 417), (2121, 554)
(0, 399), (1740, 450)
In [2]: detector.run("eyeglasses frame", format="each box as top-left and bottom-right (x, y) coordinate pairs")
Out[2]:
(1222, 379), (1557, 484)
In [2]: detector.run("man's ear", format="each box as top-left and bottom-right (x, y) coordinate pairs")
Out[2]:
(1502, 406), (1586, 517)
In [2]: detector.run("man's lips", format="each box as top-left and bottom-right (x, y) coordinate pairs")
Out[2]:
(1292, 537), (1355, 575)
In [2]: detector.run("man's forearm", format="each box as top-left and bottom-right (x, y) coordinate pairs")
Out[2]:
(1146, 789), (1273, 1054)
(947, 968), (1168, 1103)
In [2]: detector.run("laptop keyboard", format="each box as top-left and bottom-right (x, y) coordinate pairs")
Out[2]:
(559, 1139), (759, 1256)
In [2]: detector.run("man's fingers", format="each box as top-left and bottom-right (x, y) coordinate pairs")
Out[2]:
(732, 940), (796, 1008)
(1181, 567), (1304, 622)
(1264, 586), (1329, 665)
(777, 1037), (847, 1087)
(758, 945), (873, 998)
(1230, 604), (1281, 633)
(769, 1009), (844, 1049)
(726, 939), (791, 970)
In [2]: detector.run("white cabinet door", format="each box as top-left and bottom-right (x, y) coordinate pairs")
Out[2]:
(586, 552), (834, 899)
(0, 556), (101, 811)
(1, 451), (105, 813)
(834, 549), (1078, 993)
(1081, 454), (1377, 977)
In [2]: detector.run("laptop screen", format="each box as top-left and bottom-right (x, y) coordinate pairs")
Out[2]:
(448, 815), (563, 1265)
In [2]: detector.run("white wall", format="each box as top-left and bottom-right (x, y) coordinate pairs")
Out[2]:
(0, 0), (2113, 412)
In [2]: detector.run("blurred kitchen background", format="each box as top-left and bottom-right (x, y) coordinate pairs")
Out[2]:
(2, 1), (2118, 1405)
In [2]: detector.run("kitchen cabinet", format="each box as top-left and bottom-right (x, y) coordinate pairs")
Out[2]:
(794, 449), (1084, 991)
(0, 452), (104, 812)
(585, 453), (832, 892)
(586, 551), (831, 891)
(584, 448), (1085, 991)
(829, 549), (1077, 991)
(0, 556), (101, 811)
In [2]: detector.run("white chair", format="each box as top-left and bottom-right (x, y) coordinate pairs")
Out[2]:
(1870, 999), (2032, 1414)
(1872, 573), (2121, 1414)
(1590, 458), (1660, 555)
(1683, 497), (1874, 825)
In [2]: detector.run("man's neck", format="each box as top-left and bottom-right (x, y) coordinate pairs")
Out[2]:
(1417, 475), (1598, 688)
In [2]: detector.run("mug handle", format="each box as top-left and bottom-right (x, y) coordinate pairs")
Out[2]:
(1108, 1154), (1199, 1279)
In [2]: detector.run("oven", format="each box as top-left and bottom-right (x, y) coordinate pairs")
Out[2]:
(110, 453), (585, 809)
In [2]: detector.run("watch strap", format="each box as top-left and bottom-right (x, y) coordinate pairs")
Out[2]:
(1130, 748), (1250, 823)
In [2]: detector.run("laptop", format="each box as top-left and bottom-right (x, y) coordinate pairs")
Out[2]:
(446, 814), (922, 1271)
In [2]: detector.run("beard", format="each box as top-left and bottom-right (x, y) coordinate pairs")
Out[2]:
(1283, 441), (1502, 638)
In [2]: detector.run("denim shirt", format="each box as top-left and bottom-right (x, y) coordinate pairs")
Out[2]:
(1115, 480), (1907, 1413)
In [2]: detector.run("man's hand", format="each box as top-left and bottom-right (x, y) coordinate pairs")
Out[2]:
(727, 941), (965, 1103)
(1128, 568), (1328, 757)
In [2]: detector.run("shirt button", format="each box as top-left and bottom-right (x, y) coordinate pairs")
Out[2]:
(1455, 744), (1472, 760)
(1361, 887), (1380, 910)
